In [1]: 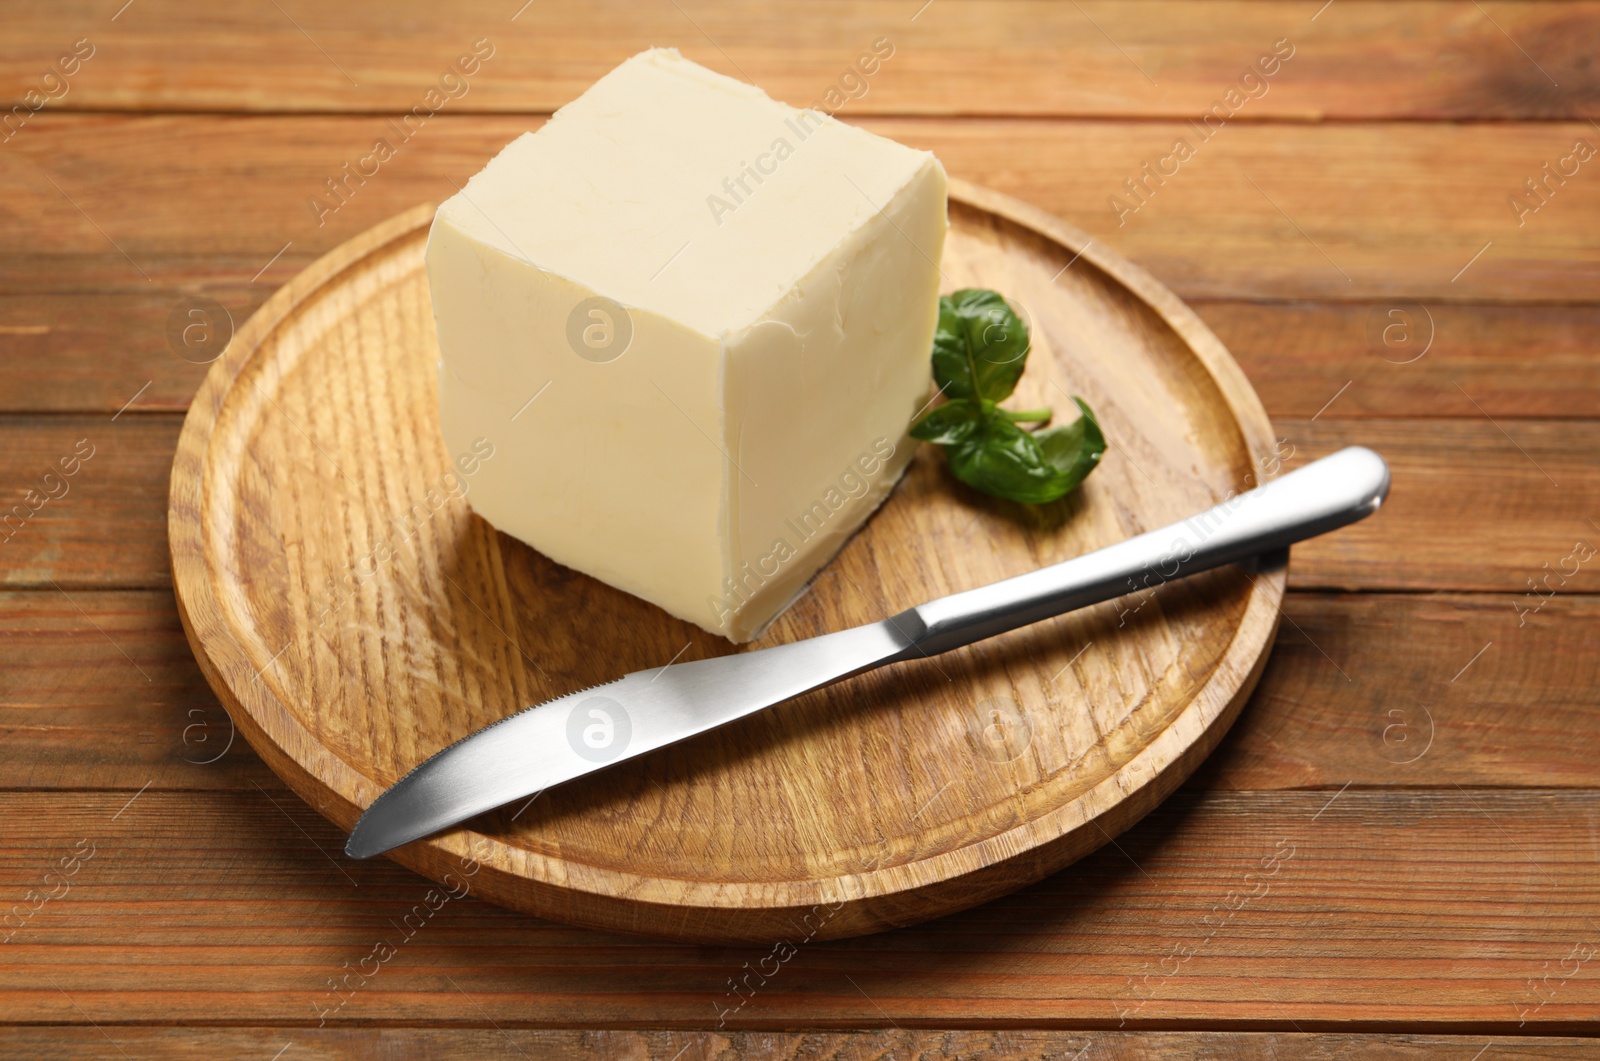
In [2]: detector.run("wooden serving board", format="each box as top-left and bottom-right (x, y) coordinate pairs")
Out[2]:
(169, 180), (1284, 942)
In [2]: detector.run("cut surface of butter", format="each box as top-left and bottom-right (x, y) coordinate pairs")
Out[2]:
(427, 48), (947, 642)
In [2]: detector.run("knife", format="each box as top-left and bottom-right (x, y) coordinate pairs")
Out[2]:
(345, 445), (1389, 859)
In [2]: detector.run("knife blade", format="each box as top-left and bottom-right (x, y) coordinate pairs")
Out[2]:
(345, 445), (1389, 859)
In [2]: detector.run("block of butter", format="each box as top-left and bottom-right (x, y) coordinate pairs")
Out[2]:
(427, 48), (947, 642)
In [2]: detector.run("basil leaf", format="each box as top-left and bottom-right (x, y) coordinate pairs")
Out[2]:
(944, 398), (1106, 505)
(915, 288), (1106, 506)
(1030, 397), (1106, 496)
(930, 289), (1030, 403)
(909, 399), (984, 445)
(946, 418), (1070, 505)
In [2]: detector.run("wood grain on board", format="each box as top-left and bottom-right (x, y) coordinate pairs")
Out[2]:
(1, 115), (1596, 301)
(3, 591), (1596, 794)
(3, 0), (1597, 119)
(1, 787), (1596, 1027)
(166, 190), (1287, 940)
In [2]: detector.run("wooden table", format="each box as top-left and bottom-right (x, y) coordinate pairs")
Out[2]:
(3, 2), (1597, 1056)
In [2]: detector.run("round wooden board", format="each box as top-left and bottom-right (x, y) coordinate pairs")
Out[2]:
(170, 180), (1285, 943)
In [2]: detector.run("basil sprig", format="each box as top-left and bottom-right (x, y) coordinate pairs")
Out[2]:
(910, 289), (1107, 505)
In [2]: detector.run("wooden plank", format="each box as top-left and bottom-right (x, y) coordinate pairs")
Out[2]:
(1, 788), (1596, 1027)
(874, 118), (1600, 303)
(0, 590), (273, 791)
(4, 414), (1596, 593)
(3, 1), (1597, 119)
(9, 294), (1600, 421)
(0, 416), (174, 589)
(0, 285), (267, 415)
(1201, 592), (1600, 790)
(3, 590), (1594, 794)
(0, 1028), (1595, 1060)
(1198, 301), (1600, 422)
(1279, 420), (1600, 593)
(2, 115), (1597, 301)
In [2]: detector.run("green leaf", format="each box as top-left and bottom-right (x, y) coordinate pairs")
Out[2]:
(914, 288), (1106, 506)
(945, 399), (1106, 505)
(909, 398), (985, 445)
(929, 289), (1031, 403)
(1030, 397), (1106, 496)
(946, 418), (1063, 505)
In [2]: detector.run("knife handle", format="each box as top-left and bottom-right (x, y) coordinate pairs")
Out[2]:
(888, 446), (1390, 659)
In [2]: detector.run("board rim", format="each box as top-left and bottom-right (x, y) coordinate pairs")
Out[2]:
(169, 180), (1285, 940)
